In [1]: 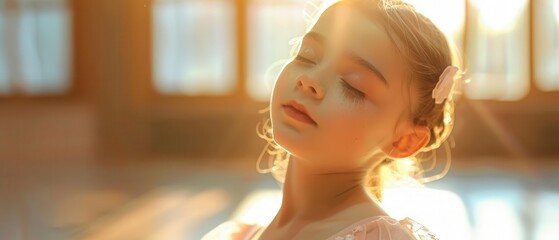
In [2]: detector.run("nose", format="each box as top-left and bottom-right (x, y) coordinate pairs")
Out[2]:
(296, 76), (325, 99)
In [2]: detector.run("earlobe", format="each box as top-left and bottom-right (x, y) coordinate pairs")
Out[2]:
(384, 127), (431, 159)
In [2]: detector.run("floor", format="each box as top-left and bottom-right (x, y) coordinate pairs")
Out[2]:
(1, 159), (558, 240)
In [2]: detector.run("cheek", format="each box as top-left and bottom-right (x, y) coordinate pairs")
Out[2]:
(329, 119), (376, 156)
(319, 102), (389, 160)
(269, 64), (310, 152)
(271, 64), (298, 99)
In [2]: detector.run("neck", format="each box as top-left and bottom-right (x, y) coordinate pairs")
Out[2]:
(271, 157), (375, 227)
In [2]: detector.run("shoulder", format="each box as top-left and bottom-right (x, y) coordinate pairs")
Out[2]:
(330, 216), (437, 240)
(201, 221), (261, 240)
(360, 216), (416, 240)
(398, 217), (439, 240)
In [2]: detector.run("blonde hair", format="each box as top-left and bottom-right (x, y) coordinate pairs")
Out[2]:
(257, 0), (463, 202)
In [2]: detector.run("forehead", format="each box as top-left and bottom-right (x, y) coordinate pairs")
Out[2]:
(309, 4), (407, 81)
(311, 4), (388, 45)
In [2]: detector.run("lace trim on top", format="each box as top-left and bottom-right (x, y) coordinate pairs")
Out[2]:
(202, 216), (438, 240)
(328, 216), (438, 240)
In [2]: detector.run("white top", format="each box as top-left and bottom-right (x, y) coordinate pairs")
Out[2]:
(202, 216), (438, 240)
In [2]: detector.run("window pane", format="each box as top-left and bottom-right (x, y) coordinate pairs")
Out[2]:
(247, 1), (308, 101)
(534, 0), (559, 91)
(404, 0), (465, 48)
(470, 188), (524, 240)
(152, 0), (236, 96)
(534, 191), (559, 240)
(465, 0), (529, 101)
(0, 2), (10, 95)
(19, 0), (72, 95)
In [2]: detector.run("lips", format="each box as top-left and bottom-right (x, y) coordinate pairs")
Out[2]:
(281, 101), (317, 125)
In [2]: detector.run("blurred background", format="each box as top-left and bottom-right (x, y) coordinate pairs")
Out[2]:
(0, 0), (558, 239)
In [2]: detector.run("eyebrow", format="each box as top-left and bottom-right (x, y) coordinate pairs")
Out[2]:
(350, 54), (389, 86)
(304, 31), (389, 86)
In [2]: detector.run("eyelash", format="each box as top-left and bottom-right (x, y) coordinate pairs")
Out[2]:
(294, 55), (315, 64)
(341, 79), (366, 103)
(295, 53), (366, 103)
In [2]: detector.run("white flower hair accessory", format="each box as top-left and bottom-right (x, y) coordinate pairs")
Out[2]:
(432, 66), (459, 104)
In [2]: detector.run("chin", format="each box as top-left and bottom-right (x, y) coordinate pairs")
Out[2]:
(271, 127), (306, 157)
(271, 126), (291, 151)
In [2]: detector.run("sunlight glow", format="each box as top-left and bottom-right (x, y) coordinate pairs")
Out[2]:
(474, 199), (523, 240)
(471, 0), (528, 33)
(468, 101), (530, 161)
(74, 188), (229, 240)
(404, 0), (465, 37)
(470, 189), (523, 240)
(382, 187), (470, 240)
(402, 158), (414, 166)
(444, 114), (452, 125)
(233, 188), (470, 239)
(466, 0), (529, 100)
(534, 191), (559, 240)
(554, 0), (559, 24)
(230, 189), (282, 226)
(247, 2), (307, 101)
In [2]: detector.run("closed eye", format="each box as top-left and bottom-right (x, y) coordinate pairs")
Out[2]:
(295, 55), (315, 65)
(341, 79), (366, 102)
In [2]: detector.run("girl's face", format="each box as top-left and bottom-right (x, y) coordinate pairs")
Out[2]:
(270, 4), (416, 172)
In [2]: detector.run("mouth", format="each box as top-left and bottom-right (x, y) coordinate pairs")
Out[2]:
(281, 101), (317, 126)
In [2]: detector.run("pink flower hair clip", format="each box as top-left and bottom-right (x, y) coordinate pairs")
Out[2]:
(432, 66), (459, 104)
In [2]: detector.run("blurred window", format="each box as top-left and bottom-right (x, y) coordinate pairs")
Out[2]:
(534, 191), (559, 240)
(0, 1), (9, 94)
(246, 0), (308, 101)
(534, 0), (559, 91)
(470, 188), (524, 240)
(152, 0), (237, 96)
(0, 0), (72, 96)
(465, 0), (530, 100)
(404, 0), (465, 48)
(152, 0), (559, 101)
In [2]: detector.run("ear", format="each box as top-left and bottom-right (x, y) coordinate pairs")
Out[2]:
(382, 125), (431, 159)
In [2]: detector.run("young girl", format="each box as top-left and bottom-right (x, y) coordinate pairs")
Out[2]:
(204, 0), (462, 239)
